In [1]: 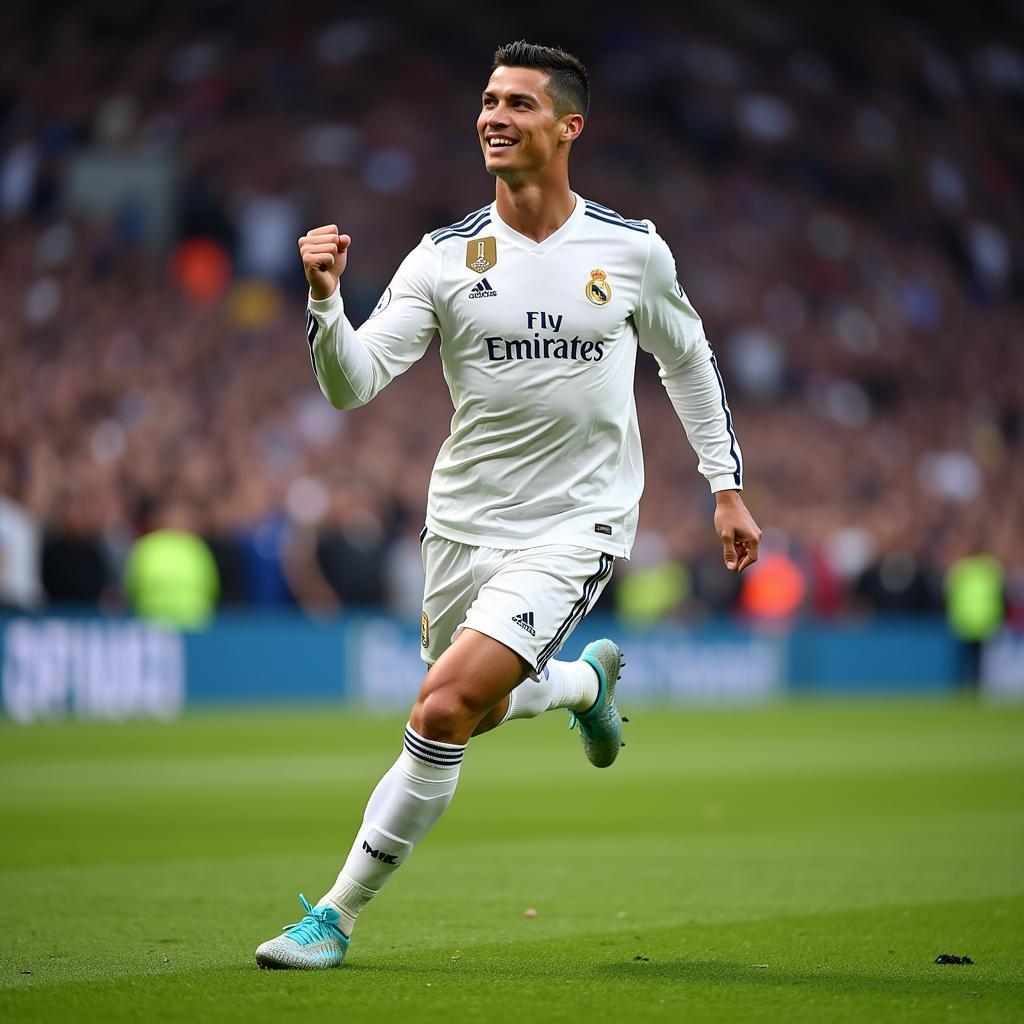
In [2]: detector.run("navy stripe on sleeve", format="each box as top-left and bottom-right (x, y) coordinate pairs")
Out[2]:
(305, 310), (319, 369)
(708, 345), (742, 487)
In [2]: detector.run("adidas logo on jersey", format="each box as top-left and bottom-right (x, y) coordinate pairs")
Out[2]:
(512, 611), (536, 636)
(468, 277), (497, 299)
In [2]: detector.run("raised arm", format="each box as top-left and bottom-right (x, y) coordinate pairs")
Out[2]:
(299, 227), (440, 410)
(634, 229), (761, 572)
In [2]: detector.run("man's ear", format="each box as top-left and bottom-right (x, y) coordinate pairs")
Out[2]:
(562, 113), (585, 142)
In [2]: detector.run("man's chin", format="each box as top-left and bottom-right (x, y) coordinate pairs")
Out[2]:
(482, 156), (512, 178)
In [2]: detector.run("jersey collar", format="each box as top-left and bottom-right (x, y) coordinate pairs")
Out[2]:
(489, 192), (585, 254)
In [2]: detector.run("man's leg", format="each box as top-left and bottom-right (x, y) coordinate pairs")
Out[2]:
(474, 641), (626, 771)
(256, 541), (622, 967)
(471, 658), (600, 734)
(315, 632), (527, 936)
(312, 643), (623, 941)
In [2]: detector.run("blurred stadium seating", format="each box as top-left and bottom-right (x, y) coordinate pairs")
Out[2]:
(1, 0), (1021, 636)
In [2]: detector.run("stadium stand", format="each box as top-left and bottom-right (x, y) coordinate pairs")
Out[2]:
(0, 2), (1020, 621)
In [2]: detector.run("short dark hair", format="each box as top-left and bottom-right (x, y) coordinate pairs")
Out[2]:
(492, 40), (590, 119)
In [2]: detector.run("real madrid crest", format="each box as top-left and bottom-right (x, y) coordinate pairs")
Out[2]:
(466, 236), (497, 274)
(585, 268), (612, 305)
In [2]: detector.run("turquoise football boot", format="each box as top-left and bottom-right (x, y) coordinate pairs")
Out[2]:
(255, 894), (350, 969)
(570, 639), (626, 768)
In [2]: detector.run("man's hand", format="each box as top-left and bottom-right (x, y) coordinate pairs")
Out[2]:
(298, 225), (351, 300)
(714, 490), (761, 572)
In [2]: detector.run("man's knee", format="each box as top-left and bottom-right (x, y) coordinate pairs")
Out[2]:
(412, 683), (482, 743)
(410, 630), (529, 742)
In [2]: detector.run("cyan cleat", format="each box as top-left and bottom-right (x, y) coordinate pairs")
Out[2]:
(255, 894), (350, 970)
(570, 639), (625, 768)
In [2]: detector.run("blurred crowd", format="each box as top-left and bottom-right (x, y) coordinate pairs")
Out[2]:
(1, 1), (1022, 627)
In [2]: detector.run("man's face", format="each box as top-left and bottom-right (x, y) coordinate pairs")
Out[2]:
(477, 65), (568, 178)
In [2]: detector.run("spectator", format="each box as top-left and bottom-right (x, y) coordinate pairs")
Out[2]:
(0, 456), (43, 613)
(123, 501), (220, 630)
(40, 490), (113, 607)
(945, 552), (1006, 688)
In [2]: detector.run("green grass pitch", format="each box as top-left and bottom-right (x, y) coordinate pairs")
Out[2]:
(1, 698), (1022, 1023)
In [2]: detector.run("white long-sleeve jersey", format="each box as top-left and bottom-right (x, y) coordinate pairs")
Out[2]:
(306, 194), (742, 558)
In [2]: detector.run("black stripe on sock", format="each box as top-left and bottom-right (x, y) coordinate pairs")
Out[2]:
(404, 739), (462, 763)
(403, 742), (462, 767)
(403, 727), (465, 766)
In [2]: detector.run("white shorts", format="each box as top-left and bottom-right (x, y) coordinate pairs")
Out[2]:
(419, 529), (615, 675)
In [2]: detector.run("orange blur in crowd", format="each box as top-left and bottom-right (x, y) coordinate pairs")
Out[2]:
(739, 553), (807, 620)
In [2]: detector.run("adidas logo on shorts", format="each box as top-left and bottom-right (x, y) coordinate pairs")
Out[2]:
(512, 611), (536, 636)
(468, 277), (497, 299)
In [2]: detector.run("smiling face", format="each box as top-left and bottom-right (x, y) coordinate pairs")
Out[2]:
(477, 65), (581, 182)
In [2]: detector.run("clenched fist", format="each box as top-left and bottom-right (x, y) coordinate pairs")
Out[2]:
(298, 225), (351, 300)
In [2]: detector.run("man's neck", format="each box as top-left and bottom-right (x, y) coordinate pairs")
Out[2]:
(494, 178), (576, 243)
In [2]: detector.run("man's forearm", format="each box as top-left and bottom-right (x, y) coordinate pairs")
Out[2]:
(307, 289), (384, 410)
(661, 348), (743, 491)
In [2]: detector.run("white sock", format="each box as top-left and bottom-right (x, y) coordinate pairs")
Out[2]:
(318, 724), (465, 936)
(503, 658), (599, 722)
